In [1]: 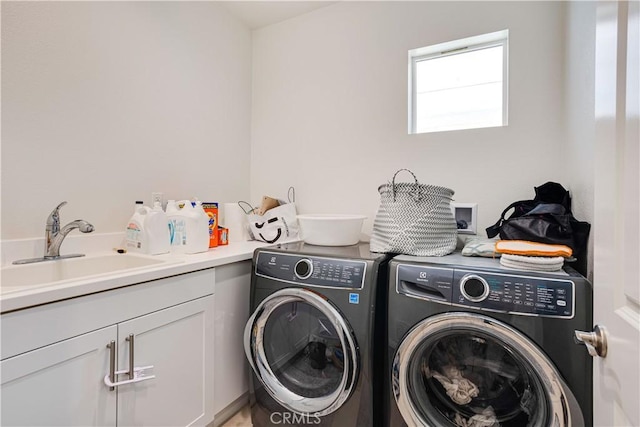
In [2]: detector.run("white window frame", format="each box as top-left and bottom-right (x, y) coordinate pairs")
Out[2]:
(408, 29), (509, 134)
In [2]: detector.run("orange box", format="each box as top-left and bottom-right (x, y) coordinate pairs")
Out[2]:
(202, 202), (219, 248)
(218, 226), (229, 246)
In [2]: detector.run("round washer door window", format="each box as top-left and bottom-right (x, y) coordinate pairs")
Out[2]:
(245, 288), (359, 416)
(392, 312), (583, 427)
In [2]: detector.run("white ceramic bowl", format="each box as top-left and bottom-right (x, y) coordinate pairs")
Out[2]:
(297, 214), (366, 246)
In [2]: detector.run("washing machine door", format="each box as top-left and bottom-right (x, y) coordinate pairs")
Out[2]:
(244, 288), (359, 416)
(392, 312), (584, 427)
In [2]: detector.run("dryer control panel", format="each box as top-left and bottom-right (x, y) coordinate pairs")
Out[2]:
(396, 264), (575, 318)
(256, 251), (366, 289)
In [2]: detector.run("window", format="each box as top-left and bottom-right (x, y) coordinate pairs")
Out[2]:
(409, 30), (509, 134)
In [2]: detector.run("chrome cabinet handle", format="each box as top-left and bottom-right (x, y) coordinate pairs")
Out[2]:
(103, 335), (155, 389)
(575, 324), (608, 358)
(126, 334), (135, 379)
(107, 341), (116, 391)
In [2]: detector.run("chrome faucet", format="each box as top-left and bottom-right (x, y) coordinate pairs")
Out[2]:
(44, 201), (95, 258)
(13, 201), (95, 265)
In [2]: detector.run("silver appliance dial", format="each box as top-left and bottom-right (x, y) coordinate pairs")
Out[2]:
(460, 274), (490, 302)
(294, 259), (313, 279)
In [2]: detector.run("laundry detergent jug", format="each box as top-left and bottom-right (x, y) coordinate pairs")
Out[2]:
(125, 201), (146, 252)
(145, 201), (170, 255)
(126, 201), (170, 255)
(167, 200), (209, 254)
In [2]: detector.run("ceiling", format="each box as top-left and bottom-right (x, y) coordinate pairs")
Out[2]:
(221, 1), (336, 30)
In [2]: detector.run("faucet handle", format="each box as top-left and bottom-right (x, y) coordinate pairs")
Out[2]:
(47, 201), (68, 229)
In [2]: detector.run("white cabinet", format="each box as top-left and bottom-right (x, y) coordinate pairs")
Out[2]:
(214, 261), (252, 419)
(118, 296), (214, 427)
(1, 326), (117, 426)
(1, 268), (216, 427)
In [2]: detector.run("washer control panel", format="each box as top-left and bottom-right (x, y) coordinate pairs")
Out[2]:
(397, 264), (574, 318)
(256, 251), (366, 289)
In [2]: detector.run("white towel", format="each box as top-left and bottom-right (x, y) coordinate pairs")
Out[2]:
(426, 365), (479, 405)
(454, 406), (500, 427)
(462, 238), (501, 258)
(500, 253), (564, 272)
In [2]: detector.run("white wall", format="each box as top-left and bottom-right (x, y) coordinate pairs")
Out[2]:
(1, 2), (252, 239)
(251, 1), (568, 238)
(564, 1), (597, 278)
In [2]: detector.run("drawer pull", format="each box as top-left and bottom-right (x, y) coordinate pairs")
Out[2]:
(106, 341), (116, 391)
(104, 334), (155, 389)
(126, 334), (135, 379)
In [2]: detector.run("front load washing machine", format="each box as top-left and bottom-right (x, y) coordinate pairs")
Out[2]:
(386, 253), (592, 427)
(245, 242), (390, 426)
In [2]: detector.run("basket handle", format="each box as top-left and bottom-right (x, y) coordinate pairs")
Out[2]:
(391, 169), (422, 202)
(238, 200), (256, 215)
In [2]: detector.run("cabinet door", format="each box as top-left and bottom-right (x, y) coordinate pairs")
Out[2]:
(214, 261), (251, 414)
(117, 295), (215, 427)
(0, 325), (117, 427)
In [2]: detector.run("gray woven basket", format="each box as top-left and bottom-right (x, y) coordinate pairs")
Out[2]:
(370, 169), (457, 256)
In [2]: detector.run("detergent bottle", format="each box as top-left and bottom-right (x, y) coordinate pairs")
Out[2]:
(166, 200), (209, 254)
(145, 201), (170, 255)
(125, 201), (147, 252)
(166, 200), (185, 251)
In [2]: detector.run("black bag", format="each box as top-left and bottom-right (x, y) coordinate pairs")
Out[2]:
(486, 182), (591, 262)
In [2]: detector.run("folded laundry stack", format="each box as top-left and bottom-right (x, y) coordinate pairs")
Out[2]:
(495, 240), (573, 272)
(499, 254), (565, 272)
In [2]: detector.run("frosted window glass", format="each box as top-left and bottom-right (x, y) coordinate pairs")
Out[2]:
(410, 34), (508, 134)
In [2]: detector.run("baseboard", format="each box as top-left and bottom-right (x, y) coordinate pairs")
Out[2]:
(212, 393), (249, 427)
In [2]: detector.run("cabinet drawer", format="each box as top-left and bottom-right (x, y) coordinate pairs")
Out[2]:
(1, 268), (215, 360)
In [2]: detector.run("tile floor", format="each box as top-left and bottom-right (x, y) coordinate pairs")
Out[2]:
(221, 405), (252, 427)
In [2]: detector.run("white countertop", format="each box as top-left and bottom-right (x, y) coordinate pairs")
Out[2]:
(0, 240), (269, 314)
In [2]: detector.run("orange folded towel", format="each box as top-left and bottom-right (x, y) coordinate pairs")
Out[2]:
(495, 240), (573, 258)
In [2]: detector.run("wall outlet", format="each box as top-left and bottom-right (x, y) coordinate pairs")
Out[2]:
(451, 203), (478, 235)
(151, 192), (164, 207)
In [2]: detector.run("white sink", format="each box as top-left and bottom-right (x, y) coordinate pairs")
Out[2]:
(1, 254), (169, 293)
